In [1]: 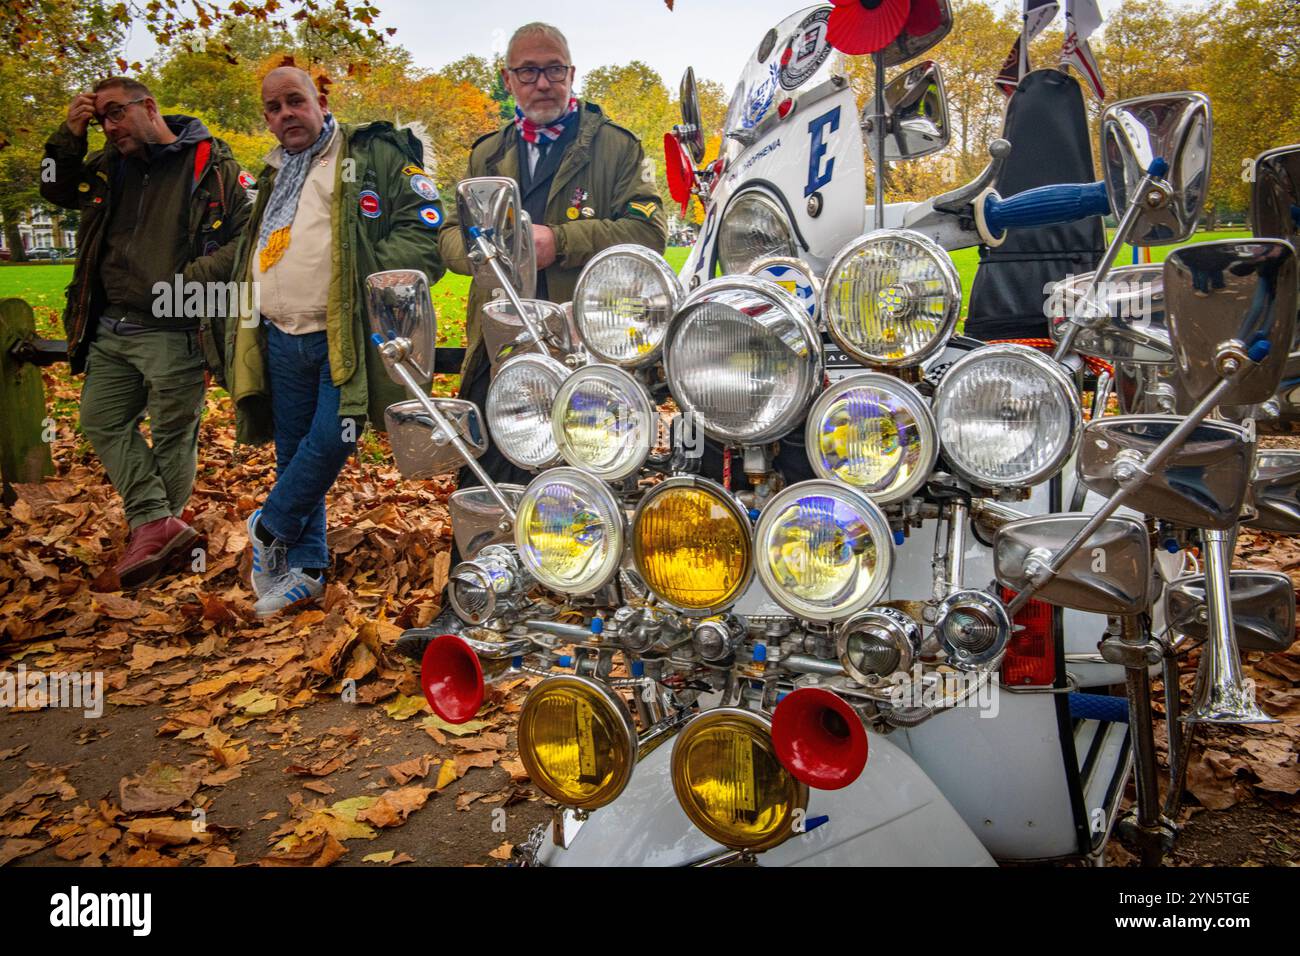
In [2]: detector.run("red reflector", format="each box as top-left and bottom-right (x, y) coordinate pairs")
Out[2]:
(777, 98), (793, 118)
(999, 588), (1056, 687)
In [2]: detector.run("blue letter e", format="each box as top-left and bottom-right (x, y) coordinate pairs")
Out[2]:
(805, 106), (840, 197)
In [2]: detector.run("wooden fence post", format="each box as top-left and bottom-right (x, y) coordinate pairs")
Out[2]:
(0, 297), (55, 504)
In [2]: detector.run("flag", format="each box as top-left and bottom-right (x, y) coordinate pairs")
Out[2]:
(1061, 0), (1106, 100)
(995, 0), (1060, 97)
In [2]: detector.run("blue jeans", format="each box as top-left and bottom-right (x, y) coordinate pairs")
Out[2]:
(260, 324), (357, 570)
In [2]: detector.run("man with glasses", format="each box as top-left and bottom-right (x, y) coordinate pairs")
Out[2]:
(41, 77), (250, 588)
(398, 22), (666, 660)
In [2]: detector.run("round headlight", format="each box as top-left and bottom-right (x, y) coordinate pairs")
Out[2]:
(836, 607), (922, 687)
(515, 467), (624, 594)
(572, 245), (683, 366)
(632, 477), (753, 614)
(518, 675), (636, 810)
(671, 707), (807, 852)
(748, 255), (820, 324)
(665, 276), (822, 445)
(753, 480), (894, 622)
(821, 229), (960, 367)
(551, 364), (655, 481)
(718, 191), (798, 274)
(805, 372), (938, 504)
(486, 353), (567, 470)
(932, 344), (1081, 488)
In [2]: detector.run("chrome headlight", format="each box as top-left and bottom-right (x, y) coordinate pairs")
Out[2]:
(754, 480), (894, 622)
(514, 467), (624, 594)
(551, 364), (656, 482)
(932, 344), (1081, 488)
(631, 476), (753, 614)
(821, 229), (960, 367)
(486, 353), (567, 470)
(718, 191), (798, 274)
(572, 245), (683, 366)
(805, 372), (937, 504)
(665, 276), (822, 445)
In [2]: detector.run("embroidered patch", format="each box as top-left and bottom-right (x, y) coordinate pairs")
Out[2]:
(409, 174), (438, 202)
(417, 204), (442, 228)
(402, 164), (425, 177)
(359, 190), (382, 218)
(238, 170), (256, 189)
(627, 200), (658, 220)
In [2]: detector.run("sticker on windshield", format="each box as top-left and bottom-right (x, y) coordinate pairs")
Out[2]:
(778, 8), (832, 91)
(742, 63), (780, 129)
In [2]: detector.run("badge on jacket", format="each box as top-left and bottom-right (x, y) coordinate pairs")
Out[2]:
(567, 186), (590, 221)
(418, 205), (442, 228)
(410, 174), (438, 202)
(238, 170), (257, 189)
(359, 190), (382, 218)
(627, 200), (658, 221)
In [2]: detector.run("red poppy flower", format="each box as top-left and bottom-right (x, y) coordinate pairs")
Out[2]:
(826, 0), (912, 56)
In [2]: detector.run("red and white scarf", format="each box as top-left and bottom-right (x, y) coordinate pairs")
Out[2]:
(514, 97), (579, 144)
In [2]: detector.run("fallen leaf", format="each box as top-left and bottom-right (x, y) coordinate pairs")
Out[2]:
(488, 841), (513, 861)
(362, 850), (395, 863)
(0, 838), (46, 866)
(383, 694), (430, 721)
(119, 761), (206, 813)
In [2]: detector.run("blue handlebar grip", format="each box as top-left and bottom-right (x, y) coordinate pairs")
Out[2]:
(1147, 157), (1170, 178)
(1248, 339), (1272, 363)
(370, 333), (383, 346)
(1069, 693), (1129, 724)
(982, 181), (1111, 236)
(467, 225), (483, 239)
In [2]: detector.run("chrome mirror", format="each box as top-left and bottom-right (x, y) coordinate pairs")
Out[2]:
(677, 67), (707, 164)
(449, 484), (527, 560)
(882, 60), (949, 162)
(1049, 264), (1172, 365)
(880, 0), (953, 67)
(1245, 449), (1300, 534)
(456, 177), (537, 300)
(481, 298), (576, 370)
(1166, 571), (1296, 653)
(1079, 415), (1253, 530)
(994, 514), (1155, 616)
(1164, 238), (1298, 407)
(384, 399), (487, 479)
(365, 270), (435, 387)
(1251, 144), (1300, 243)
(1101, 93), (1211, 246)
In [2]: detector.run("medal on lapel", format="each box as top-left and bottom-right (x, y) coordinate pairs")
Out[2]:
(567, 186), (589, 221)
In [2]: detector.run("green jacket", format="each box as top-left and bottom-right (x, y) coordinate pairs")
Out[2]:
(216, 121), (445, 446)
(39, 117), (251, 373)
(438, 101), (667, 373)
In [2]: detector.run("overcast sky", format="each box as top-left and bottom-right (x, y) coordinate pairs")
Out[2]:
(125, 0), (1128, 92)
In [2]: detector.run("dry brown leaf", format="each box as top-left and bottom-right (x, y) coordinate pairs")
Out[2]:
(119, 760), (206, 813)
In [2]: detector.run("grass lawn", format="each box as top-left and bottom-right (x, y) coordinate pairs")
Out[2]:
(0, 229), (1250, 344)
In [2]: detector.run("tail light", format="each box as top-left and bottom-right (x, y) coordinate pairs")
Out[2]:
(1000, 588), (1056, 687)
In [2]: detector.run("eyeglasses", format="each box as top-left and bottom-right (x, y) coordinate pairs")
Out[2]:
(92, 97), (146, 126)
(508, 64), (571, 85)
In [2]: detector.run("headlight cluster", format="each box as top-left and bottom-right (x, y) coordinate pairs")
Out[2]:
(665, 276), (822, 445)
(932, 344), (1081, 488)
(572, 245), (683, 366)
(718, 192), (798, 274)
(821, 230), (960, 367)
(514, 467), (624, 595)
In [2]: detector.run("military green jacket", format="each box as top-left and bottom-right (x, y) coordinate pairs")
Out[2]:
(39, 118), (251, 373)
(216, 121), (445, 446)
(438, 101), (667, 373)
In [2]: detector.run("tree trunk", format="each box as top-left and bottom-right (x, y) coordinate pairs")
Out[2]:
(1, 205), (28, 262)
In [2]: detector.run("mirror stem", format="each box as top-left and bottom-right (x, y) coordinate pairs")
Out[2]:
(470, 230), (551, 353)
(872, 53), (886, 231)
(387, 357), (519, 524)
(1006, 372), (1236, 616)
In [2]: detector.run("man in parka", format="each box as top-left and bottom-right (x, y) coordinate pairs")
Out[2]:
(216, 66), (444, 616)
(41, 77), (251, 589)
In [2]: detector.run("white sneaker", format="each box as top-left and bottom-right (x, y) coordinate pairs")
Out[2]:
(254, 569), (324, 618)
(247, 509), (288, 597)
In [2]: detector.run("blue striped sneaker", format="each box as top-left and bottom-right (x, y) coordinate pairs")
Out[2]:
(254, 569), (324, 618)
(247, 508), (287, 597)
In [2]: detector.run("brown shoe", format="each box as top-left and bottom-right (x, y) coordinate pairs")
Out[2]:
(115, 517), (199, 589)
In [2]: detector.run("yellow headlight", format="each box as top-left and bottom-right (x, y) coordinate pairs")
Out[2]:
(632, 477), (753, 614)
(671, 708), (807, 852)
(517, 675), (636, 810)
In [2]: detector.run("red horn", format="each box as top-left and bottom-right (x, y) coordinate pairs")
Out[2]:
(420, 634), (485, 724)
(771, 687), (868, 790)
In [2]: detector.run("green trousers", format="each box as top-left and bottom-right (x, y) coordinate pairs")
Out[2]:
(80, 325), (206, 530)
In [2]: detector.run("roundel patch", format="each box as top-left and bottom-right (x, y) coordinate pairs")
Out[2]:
(238, 170), (257, 189)
(409, 174), (438, 202)
(754, 262), (817, 319)
(359, 190), (382, 219)
(418, 204), (442, 228)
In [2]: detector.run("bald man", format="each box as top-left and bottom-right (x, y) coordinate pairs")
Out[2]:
(215, 67), (445, 616)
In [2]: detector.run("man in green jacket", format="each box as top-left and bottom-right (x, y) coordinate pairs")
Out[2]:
(437, 21), (667, 493)
(218, 66), (444, 617)
(41, 77), (251, 588)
